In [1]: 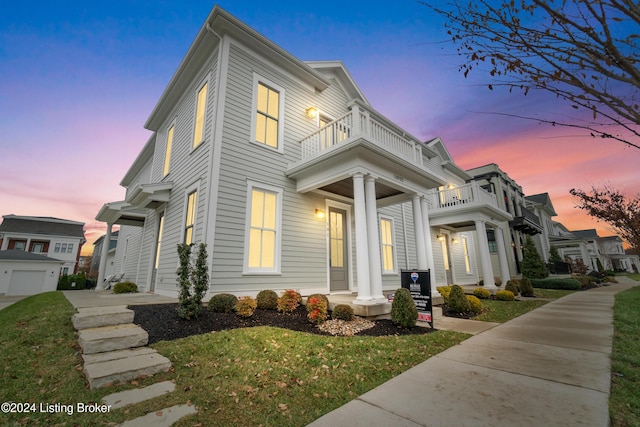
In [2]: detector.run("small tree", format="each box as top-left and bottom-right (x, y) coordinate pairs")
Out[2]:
(176, 243), (209, 319)
(521, 236), (549, 279)
(547, 246), (563, 274)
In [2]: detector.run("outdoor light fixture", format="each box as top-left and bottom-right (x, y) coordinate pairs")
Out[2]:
(306, 107), (319, 119)
(437, 234), (445, 241)
(315, 209), (325, 219)
(451, 238), (459, 244)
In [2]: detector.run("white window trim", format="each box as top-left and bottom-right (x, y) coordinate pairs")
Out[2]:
(250, 73), (285, 154)
(192, 78), (209, 149)
(243, 180), (283, 275)
(379, 214), (398, 275)
(163, 121), (176, 178)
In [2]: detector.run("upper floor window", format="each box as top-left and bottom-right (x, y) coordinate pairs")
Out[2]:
(163, 125), (174, 177)
(251, 74), (284, 152)
(193, 81), (208, 148)
(184, 191), (197, 245)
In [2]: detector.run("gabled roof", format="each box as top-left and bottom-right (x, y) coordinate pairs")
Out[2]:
(120, 133), (156, 187)
(525, 193), (557, 216)
(0, 215), (85, 240)
(305, 61), (368, 105)
(426, 137), (471, 181)
(145, 6), (331, 131)
(0, 250), (63, 263)
(571, 229), (599, 239)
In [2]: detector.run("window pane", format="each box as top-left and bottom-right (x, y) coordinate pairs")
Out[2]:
(248, 229), (262, 267)
(266, 118), (278, 148)
(185, 227), (193, 246)
(267, 89), (279, 118)
(251, 190), (264, 227)
(263, 192), (277, 229)
(68, 244), (74, 253)
(257, 84), (268, 113)
(255, 113), (266, 144)
(261, 230), (275, 267)
(384, 246), (394, 271)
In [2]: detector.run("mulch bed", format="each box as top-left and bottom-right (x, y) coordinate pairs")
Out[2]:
(131, 304), (432, 344)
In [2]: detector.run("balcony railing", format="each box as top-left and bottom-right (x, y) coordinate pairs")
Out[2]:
(425, 182), (497, 212)
(299, 102), (424, 168)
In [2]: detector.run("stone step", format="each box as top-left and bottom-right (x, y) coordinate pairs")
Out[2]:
(72, 305), (134, 330)
(102, 381), (176, 409)
(83, 347), (172, 389)
(118, 403), (197, 427)
(78, 324), (148, 355)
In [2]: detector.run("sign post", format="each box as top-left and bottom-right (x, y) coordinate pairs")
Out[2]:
(400, 269), (433, 328)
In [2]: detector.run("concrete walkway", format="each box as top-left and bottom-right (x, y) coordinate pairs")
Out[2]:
(308, 277), (638, 427)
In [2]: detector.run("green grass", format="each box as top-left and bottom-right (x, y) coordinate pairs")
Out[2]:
(473, 299), (549, 323)
(0, 292), (468, 426)
(610, 286), (640, 427)
(532, 288), (577, 299)
(625, 273), (640, 282)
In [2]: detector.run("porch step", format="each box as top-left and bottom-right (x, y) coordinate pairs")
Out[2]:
(102, 381), (176, 409)
(78, 324), (148, 355)
(83, 347), (172, 389)
(72, 305), (134, 330)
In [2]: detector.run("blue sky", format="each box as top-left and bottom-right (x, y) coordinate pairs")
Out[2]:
(1, 1), (638, 251)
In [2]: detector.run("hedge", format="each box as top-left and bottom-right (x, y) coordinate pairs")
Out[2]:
(530, 278), (581, 290)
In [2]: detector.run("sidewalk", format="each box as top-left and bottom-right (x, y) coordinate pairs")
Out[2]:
(308, 277), (638, 427)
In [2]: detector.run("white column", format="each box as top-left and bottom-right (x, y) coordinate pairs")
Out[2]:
(494, 223), (511, 284)
(420, 196), (438, 295)
(96, 223), (112, 291)
(475, 220), (496, 288)
(352, 173), (372, 302)
(365, 176), (385, 301)
(412, 195), (428, 269)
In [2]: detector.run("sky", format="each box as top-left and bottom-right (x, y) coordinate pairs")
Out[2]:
(1, 0), (638, 255)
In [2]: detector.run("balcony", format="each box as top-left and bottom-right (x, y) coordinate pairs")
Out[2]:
(287, 101), (447, 196)
(425, 182), (512, 227)
(510, 207), (543, 235)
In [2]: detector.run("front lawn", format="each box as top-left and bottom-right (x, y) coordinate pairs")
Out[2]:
(472, 299), (549, 323)
(0, 292), (468, 426)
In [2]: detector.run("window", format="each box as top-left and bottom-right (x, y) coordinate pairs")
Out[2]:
(163, 125), (174, 177)
(61, 243), (68, 253)
(184, 191), (197, 245)
(251, 75), (284, 152)
(462, 237), (472, 273)
(54, 243), (61, 252)
(67, 243), (74, 253)
(244, 182), (282, 273)
(487, 230), (498, 253)
(155, 214), (165, 269)
(193, 81), (208, 148)
(379, 217), (396, 273)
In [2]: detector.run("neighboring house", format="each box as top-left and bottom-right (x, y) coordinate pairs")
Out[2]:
(96, 6), (513, 302)
(0, 215), (86, 275)
(570, 230), (637, 273)
(89, 231), (119, 279)
(466, 163), (543, 277)
(0, 250), (63, 296)
(525, 193), (558, 262)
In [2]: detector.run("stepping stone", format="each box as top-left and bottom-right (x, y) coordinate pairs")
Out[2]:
(102, 381), (176, 409)
(78, 324), (148, 354)
(83, 348), (171, 389)
(118, 403), (197, 427)
(72, 306), (134, 330)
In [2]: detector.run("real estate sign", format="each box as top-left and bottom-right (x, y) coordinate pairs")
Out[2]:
(401, 269), (433, 328)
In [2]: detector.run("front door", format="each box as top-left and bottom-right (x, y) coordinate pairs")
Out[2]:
(329, 207), (349, 291)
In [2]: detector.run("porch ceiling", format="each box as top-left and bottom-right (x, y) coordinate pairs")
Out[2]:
(319, 178), (403, 201)
(95, 201), (147, 227)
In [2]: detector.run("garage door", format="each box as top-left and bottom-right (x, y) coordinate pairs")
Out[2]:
(8, 270), (47, 296)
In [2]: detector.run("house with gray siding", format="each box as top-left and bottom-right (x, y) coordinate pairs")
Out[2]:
(96, 6), (512, 303)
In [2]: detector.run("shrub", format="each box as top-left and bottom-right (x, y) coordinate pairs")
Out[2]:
(521, 235), (549, 279)
(57, 273), (87, 290)
(391, 288), (418, 328)
(519, 277), (534, 297)
(277, 289), (302, 313)
(466, 295), (482, 315)
(447, 285), (470, 315)
(176, 243), (209, 319)
(256, 290), (278, 310)
(473, 287), (491, 299)
(235, 296), (257, 317)
(208, 293), (238, 313)
(306, 296), (328, 325)
(307, 293), (329, 308)
(530, 278), (581, 290)
(494, 277), (502, 287)
(495, 290), (515, 301)
(332, 304), (354, 321)
(437, 286), (452, 303)
(112, 281), (138, 294)
(505, 280), (519, 296)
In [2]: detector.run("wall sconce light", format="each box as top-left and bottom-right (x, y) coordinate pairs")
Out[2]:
(451, 238), (459, 244)
(315, 209), (325, 219)
(306, 107), (319, 119)
(437, 234), (445, 241)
